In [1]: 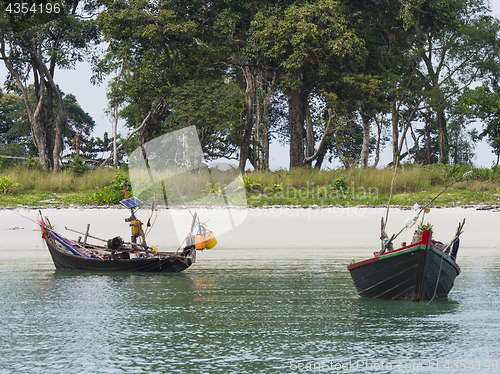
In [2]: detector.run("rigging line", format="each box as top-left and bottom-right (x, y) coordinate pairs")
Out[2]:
(417, 170), (472, 216)
(392, 170), (472, 243)
(427, 251), (445, 305)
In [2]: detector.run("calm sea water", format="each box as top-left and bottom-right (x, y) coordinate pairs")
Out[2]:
(1, 246), (499, 374)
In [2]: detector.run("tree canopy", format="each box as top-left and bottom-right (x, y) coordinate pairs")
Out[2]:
(1, 0), (500, 170)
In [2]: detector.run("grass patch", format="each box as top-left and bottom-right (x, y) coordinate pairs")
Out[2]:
(1, 163), (499, 208)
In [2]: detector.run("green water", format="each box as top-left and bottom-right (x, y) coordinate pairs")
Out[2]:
(1, 248), (499, 373)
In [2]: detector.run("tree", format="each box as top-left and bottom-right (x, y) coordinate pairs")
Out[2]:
(95, 0), (230, 159)
(0, 0), (99, 171)
(0, 89), (32, 165)
(456, 86), (500, 164)
(391, 0), (499, 164)
(250, 0), (364, 168)
(162, 78), (245, 160)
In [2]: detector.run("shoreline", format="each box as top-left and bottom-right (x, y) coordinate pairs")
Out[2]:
(2, 202), (500, 211)
(2, 206), (499, 255)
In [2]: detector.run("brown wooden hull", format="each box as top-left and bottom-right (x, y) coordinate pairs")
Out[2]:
(44, 236), (195, 273)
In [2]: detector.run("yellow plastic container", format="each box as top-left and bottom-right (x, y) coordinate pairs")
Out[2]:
(204, 231), (217, 249)
(195, 235), (206, 250)
(130, 220), (142, 236)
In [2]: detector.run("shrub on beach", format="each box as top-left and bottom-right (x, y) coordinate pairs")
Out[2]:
(0, 174), (19, 194)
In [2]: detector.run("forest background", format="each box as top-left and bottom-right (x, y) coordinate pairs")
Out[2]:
(2, 0), (500, 208)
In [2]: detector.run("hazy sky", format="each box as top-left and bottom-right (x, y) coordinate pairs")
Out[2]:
(2, 2), (500, 169)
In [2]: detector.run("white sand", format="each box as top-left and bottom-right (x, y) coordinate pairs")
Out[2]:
(1, 206), (498, 258)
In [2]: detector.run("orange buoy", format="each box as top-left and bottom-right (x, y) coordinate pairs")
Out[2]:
(195, 235), (206, 250)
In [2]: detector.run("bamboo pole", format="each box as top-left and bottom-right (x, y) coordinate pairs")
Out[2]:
(384, 156), (399, 231)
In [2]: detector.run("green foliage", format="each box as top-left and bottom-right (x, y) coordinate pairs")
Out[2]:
(0, 174), (19, 194)
(79, 171), (129, 204)
(242, 172), (263, 192)
(2, 0), (500, 172)
(109, 173), (131, 192)
(417, 221), (433, 233)
(83, 172), (131, 205)
(456, 86), (500, 157)
(69, 158), (88, 177)
(250, 0), (365, 88)
(162, 79), (245, 159)
(84, 186), (125, 205)
(331, 175), (347, 192)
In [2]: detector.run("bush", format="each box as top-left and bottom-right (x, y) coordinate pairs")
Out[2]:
(83, 173), (131, 205)
(69, 160), (88, 177)
(0, 174), (19, 194)
(109, 173), (131, 192)
(84, 186), (125, 205)
(331, 175), (348, 192)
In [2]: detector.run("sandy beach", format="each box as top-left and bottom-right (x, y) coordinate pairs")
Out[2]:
(1, 206), (498, 258)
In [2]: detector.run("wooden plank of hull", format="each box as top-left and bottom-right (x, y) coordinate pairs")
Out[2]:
(45, 238), (193, 273)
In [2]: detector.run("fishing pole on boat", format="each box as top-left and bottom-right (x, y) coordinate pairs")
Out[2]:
(383, 156), (399, 231)
(64, 226), (107, 243)
(388, 170), (473, 245)
(417, 170), (473, 216)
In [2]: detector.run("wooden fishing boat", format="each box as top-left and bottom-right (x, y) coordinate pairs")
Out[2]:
(348, 228), (462, 301)
(347, 170), (471, 301)
(43, 231), (196, 272)
(39, 197), (216, 273)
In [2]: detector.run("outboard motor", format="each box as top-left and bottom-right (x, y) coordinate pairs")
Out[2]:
(107, 236), (124, 250)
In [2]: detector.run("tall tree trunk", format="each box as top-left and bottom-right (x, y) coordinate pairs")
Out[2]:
(305, 104), (314, 160)
(373, 116), (382, 168)
(238, 66), (256, 171)
(26, 38), (67, 172)
(113, 54), (127, 166)
(437, 109), (448, 164)
(262, 97), (271, 171)
(359, 101), (370, 169)
(305, 108), (333, 168)
(52, 93), (65, 173)
(253, 94), (261, 170)
(260, 71), (274, 171)
(391, 98), (399, 165)
(0, 39), (47, 167)
(288, 88), (307, 168)
(44, 84), (55, 169)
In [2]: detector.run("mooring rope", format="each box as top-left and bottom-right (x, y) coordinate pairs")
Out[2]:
(427, 249), (445, 305)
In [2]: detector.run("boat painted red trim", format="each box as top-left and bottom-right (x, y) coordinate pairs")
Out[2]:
(347, 230), (460, 301)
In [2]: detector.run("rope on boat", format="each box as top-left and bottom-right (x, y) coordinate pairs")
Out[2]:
(427, 220), (465, 304)
(427, 249), (446, 305)
(390, 171), (472, 245)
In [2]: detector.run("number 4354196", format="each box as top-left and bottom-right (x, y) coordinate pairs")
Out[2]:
(443, 360), (499, 371)
(5, 2), (61, 14)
